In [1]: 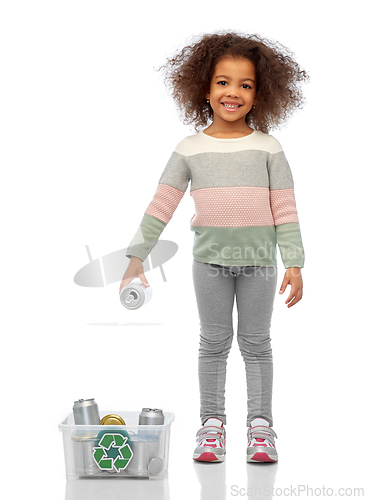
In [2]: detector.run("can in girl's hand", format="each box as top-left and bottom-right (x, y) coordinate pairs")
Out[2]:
(119, 278), (152, 310)
(138, 408), (165, 425)
(73, 399), (100, 425)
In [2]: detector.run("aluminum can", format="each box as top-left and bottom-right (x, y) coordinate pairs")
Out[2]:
(72, 433), (101, 476)
(120, 278), (152, 310)
(73, 398), (100, 425)
(126, 434), (163, 476)
(138, 408), (164, 425)
(100, 414), (126, 425)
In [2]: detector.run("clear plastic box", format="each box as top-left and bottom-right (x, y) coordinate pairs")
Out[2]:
(59, 410), (175, 480)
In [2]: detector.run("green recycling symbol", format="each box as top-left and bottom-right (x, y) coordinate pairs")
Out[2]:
(93, 433), (133, 472)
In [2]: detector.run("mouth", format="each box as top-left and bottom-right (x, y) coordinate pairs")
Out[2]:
(221, 102), (242, 111)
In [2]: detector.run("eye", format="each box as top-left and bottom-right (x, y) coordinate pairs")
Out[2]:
(217, 81), (251, 89)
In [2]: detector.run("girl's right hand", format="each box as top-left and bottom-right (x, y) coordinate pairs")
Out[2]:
(119, 256), (150, 294)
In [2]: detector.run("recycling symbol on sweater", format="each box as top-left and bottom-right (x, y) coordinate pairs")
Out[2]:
(93, 433), (133, 472)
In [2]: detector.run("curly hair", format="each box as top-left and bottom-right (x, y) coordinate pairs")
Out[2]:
(156, 30), (309, 134)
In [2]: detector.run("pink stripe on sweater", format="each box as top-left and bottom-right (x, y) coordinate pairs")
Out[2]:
(190, 186), (274, 227)
(269, 188), (299, 225)
(145, 183), (185, 223)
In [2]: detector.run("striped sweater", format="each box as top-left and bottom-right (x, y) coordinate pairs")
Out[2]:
(126, 129), (305, 268)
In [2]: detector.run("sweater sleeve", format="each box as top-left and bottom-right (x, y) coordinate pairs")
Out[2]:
(267, 138), (305, 268)
(126, 143), (191, 262)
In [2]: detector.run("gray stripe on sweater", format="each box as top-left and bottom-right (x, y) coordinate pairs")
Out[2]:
(157, 150), (294, 192)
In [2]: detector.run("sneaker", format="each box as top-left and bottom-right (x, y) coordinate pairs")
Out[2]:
(246, 417), (278, 463)
(193, 418), (226, 462)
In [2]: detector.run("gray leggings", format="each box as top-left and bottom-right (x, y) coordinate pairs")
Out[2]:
(192, 259), (278, 427)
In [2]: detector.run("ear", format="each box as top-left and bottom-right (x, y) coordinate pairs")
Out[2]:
(205, 92), (210, 100)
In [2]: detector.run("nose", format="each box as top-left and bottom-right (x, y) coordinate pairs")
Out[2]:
(225, 86), (239, 98)
(226, 82), (238, 97)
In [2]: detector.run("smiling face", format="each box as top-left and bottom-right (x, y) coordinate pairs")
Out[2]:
(205, 57), (257, 132)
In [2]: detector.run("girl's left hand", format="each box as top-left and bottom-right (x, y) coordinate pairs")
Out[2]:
(279, 267), (303, 308)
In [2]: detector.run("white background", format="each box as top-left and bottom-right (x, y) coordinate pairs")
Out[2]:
(1, 1), (364, 498)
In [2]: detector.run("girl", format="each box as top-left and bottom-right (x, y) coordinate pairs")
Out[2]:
(120, 31), (308, 463)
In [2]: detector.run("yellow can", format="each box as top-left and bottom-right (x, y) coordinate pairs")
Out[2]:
(100, 414), (126, 425)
